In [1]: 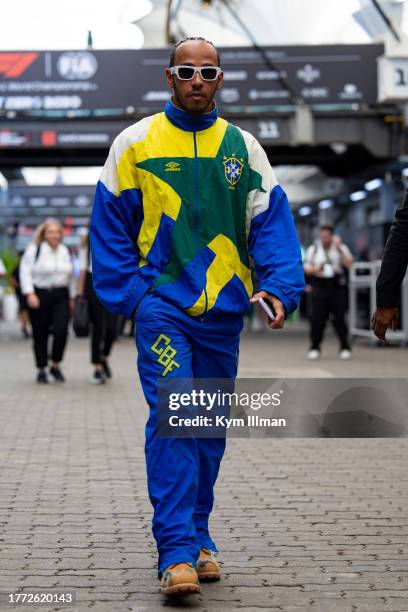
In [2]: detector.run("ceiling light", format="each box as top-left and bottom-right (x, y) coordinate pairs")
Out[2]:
(364, 178), (383, 191)
(350, 190), (367, 202)
(21, 168), (58, 186)
(21, 167), (103, 186)
(299, 206), (312, 217)
(330, 143), (347, 155)
(58, 167), (103, 185)
(318, 199), (334, 210)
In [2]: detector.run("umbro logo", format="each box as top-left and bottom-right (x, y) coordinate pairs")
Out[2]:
(165, 161), (181, 172)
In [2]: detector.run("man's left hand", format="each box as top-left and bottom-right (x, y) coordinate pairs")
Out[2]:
(250, 291), (285, 329)
(371, 307), (399, 341)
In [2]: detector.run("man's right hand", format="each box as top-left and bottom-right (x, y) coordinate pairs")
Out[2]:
(27, 293), (40, 309)
(371, 307), (399, 340)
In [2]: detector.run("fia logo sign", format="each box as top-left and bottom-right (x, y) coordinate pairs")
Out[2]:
(57, 52), (98, 81)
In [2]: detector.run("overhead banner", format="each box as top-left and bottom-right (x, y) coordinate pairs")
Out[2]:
(0, 123), (123, 148)
(0, 117), (290, 149)
(0, 45), (383, 116)
(5, 185), (95, 218)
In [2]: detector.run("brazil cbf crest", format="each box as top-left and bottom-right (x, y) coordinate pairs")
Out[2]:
(223, 154), (244, 187)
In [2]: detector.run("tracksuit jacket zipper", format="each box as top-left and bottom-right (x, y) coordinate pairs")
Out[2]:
(193, 131), (208, 314)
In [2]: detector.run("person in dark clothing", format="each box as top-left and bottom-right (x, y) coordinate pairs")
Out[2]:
(304, 225), (353, 360)
(77, 233), (118, 384)
(11, 253), (30, 338)
(372, 192), (408, 340)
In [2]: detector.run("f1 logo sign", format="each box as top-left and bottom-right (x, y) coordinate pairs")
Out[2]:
(0, 53), (38, 78)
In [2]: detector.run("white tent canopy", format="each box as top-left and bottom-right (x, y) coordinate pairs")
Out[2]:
(0, 0), (153, 50)
(1, 0), (407, 50)
(170, 0), (370, 46)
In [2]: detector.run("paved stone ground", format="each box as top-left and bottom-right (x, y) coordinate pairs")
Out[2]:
(0, 321), (408, 611)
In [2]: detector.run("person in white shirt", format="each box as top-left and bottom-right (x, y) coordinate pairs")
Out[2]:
(20, 218), (74, 383)
(77, 232), (118, 384)
(303, 225), (353, 360)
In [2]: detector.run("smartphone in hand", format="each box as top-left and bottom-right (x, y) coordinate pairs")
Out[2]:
(258, 297), (276, 321)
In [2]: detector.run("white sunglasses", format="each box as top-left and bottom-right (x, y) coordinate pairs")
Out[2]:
(169, 65), (222, 81)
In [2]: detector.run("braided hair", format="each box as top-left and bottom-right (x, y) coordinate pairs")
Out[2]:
(169, 37), (221, 67)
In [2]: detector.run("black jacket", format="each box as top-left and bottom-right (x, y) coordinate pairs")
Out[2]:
(376, 191), (408, 307)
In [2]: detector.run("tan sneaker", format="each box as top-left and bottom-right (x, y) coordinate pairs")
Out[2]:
(196, 548), (221, 582)
(160, 562), (201, 596)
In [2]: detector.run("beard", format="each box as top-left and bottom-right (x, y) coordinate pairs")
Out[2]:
(172, 80), (216, 115)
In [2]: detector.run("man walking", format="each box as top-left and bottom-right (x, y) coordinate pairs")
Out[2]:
(304, 225), (353, 360)
(372, 191), (408, 340)
(90, 37), (305, 596)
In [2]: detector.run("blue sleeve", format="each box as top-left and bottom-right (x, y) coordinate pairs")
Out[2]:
(248, 184), (305, 315)
(90, 181), (149, 317)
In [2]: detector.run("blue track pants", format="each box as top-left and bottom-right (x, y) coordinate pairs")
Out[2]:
(135, 292), (242, 574)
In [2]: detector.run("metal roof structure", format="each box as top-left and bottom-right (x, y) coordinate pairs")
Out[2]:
(1, 0), (407, 215)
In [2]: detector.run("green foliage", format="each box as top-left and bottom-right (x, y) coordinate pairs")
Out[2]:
(0, 249), (19, 291)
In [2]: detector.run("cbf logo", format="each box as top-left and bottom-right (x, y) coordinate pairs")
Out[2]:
(223, 154), (244, 188)
(151, 334), (180, 376)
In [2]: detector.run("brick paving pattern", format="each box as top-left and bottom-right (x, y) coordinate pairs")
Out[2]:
(0, 324), (407, 611)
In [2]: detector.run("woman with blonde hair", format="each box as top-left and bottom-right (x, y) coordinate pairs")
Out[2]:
(20, 218), (74, 383)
